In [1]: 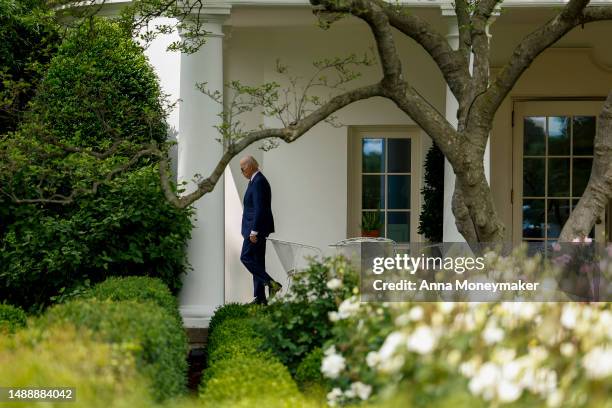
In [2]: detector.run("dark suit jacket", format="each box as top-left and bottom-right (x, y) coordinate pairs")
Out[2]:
(242, 172), (275, 239)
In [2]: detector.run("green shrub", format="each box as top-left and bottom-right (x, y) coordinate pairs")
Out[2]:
(418, 143), (444, 242)
(199, 354), (299, 404)
(0, 18), (193, 312)
(0, 303), (27, 333)
(81, 276), (182, 324)
(35, 299), (188, 401)
(261, 256), (358, 373)
(208, 302), (263, 337)
(0, 323), (155, 408)
(0, 166), (192, 312)
(295, 347), (325, 389)
(0, 0), (59, 134)
(206, 317), (272, 366)
(30, 18), (167, 147)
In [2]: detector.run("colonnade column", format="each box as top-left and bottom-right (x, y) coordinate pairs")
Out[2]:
(177, 9), (230, 328)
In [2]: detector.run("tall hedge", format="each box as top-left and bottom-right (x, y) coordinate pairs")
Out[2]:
(0, 0), (59, 134)
(36, 299), (188, 402)
(30, 18), (168, 147)
(0, 19), (192, 313)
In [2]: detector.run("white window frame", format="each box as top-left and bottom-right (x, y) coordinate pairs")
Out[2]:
(512, 100), (607, 244)
(347, 125), (424, 243)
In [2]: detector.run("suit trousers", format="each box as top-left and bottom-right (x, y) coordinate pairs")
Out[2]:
(240, 237), (273, 301)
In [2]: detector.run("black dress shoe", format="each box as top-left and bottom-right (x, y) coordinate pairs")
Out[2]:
(249, 297), (267, 305)
(267, 280), (283, 298)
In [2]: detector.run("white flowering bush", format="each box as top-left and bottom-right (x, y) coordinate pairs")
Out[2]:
(321, 248), (612, 407)
(323, 300), (611, 407)
(260, 256), (359, 374)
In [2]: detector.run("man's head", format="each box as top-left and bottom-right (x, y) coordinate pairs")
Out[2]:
(239, 155), (259, 179)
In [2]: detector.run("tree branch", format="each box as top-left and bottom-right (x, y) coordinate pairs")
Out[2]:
(560, 91), (612, 241)
(476, 0), (611, 120)
(171, 82), (385, 209)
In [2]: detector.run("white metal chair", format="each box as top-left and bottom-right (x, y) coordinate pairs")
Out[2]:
(266, 237), (323, 293)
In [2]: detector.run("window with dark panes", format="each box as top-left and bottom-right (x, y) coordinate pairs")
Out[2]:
(361, 137), (412, 242)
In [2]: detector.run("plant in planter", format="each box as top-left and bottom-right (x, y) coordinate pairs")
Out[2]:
(360, 212), (382, 237)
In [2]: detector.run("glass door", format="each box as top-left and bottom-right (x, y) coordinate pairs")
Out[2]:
(513, 100), (607, 245)
(348, 127), (422, 243)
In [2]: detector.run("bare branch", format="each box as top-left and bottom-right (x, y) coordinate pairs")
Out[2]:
(6, 144), (163, 205)
(172, 82), (384, 208)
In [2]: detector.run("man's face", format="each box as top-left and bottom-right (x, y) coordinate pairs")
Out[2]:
(240, 160), (252, 179)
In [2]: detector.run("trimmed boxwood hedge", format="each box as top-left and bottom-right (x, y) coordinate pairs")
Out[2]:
(295, 347), (325, 389)
(0, 323), (155, 408)
(206, 317), (273, 366)
(81, 276), (182, 324)
(201, 305), (321, 407)
(200, 354), (299, 404)
(0, 303), (27, 333)
(207, 302), (263, 337)
(35, 298), (188, 401)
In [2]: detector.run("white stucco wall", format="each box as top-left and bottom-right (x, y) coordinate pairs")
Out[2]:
(223, 20), (444, 301)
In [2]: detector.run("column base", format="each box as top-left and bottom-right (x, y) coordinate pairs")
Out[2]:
(180, 305), (219, 328)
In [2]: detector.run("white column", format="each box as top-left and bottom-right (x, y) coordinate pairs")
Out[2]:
(442, 8), (465, 242)
(141, 17), (182, 180)
(177, 11), (230, 328)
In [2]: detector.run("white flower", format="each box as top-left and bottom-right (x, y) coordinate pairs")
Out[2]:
(378, 354), (405, 374)
(560, 343), (575, 357)
(582, 346), (612, 379)
(561, 304), (579, 329)
(438, 302), (455, 313)
(408, 306), (424, 321)
(321, 347), (346, 379)
(328, 311), (340, 322)
(482, 322), (504, 345)
(547, 390), (564, 408)
(326, 387), (343, 406)
(406, 325), (437, 355)
(469, 362), (501, 397)
(335, 296), (361, 320)
(379, 331), (407, 360)
(350, 382), (372, 400)
(497, 380), (522, 403)
(327, 278), (343, 290)
(366, 351), (380, 368)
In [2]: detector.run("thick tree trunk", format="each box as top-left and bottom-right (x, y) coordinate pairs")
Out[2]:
(453, 166), (505, 243)
(559, 91), (612, 242)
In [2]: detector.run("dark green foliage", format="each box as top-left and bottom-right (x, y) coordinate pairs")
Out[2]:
(35, 298), (188, 401)
(0, 0), (59, 134)
(0, 303), (27, 333)
(261, 257), (358, 374)
(30, 18), (167, 148)
(81, 276), (182, 324)
(207, 302), (262, 337)
(0, 19), (192, 312)
(295, 347), (325, 389)
(0, 166), (192, 312)
(418, 143), (444, 242)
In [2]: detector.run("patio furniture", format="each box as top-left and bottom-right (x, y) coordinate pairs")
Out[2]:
(266, 237), (323, 293)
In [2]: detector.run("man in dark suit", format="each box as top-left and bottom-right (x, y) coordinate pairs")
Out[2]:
(239, 155), (281, 305)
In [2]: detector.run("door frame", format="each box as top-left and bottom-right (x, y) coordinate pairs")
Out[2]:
(347, 125), (423, 242)
(511, 98), (607, 244)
